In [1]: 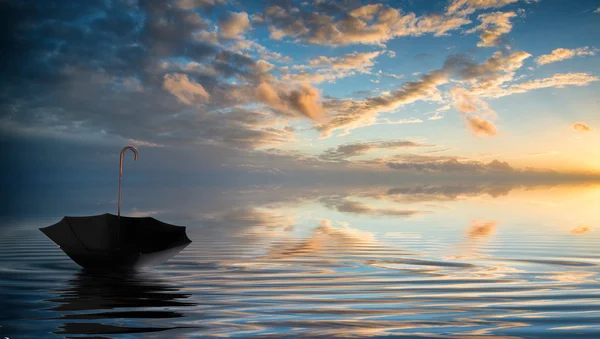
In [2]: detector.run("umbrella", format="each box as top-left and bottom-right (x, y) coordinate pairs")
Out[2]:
(40, 146), (192, 270)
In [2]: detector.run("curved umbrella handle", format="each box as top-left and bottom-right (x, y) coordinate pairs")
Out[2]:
(118, 146), (138, 217)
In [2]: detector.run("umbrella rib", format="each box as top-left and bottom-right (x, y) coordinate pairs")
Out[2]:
(64, 217), (91, 252)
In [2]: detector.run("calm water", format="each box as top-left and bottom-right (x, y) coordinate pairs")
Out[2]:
(1, 181), (600, 338)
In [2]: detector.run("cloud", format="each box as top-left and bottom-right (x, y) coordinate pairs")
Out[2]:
(451, 88), (498, 137)
(465, 115), (498, 137)
(257, 82), (285, 109)
(452, 87), (480, 113)
(162, 73), (210, 104)
(317, 50), (531, 138)
(252, 60), (276, 73)
(378, 118), (423, 124)
(285, 84), (325, 121)
(309, 51), (382, 71)
(219, 11), (251, 39)
(0, 0), (311, 151)
(318, 69), (449, 137)
(536, 47), (597, 65)
(175, 0), (225, 10)
(500, 73), (600, 97)
(2, 0), (598, 173)
(260, 3), (470, 46)
(595, 7), (600, 13)
(228, 39), (292, 63)
(257, 82), (325, 121)
(573, 122), (593, 133)
(445, 50), (531, 93)
(281, 51), (383, 84)
(468, 11), (518, 47)
(127, 139), (163, 148)
(280, 71), (339, 84)
(319, 140), (432, 162)
(447, 0), (519, 15)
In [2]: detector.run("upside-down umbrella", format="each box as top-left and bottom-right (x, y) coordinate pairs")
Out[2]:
(40, 146), (192, 270)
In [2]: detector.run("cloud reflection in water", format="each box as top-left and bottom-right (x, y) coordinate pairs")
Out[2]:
(1, 181), (600, 338)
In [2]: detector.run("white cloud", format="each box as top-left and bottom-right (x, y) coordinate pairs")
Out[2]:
(468, 11), (518, 47)
(309, 51), (382, 72)
(447, 0), (519, 15)
(536, 47), (596, 65)
(500, 73), (599, 97)
(281, 51), (384, 84)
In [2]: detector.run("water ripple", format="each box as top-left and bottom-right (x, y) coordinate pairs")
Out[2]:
(1, 219), (599, 339)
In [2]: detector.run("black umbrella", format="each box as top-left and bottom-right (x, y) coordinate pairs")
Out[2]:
(40, 146), (192, 270)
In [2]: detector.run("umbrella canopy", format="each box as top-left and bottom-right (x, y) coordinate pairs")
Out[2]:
(39, 146), (192, 270)
(40, 213), (192, 270)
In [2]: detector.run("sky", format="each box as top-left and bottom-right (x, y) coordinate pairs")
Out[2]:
(1, 0), (600, 189)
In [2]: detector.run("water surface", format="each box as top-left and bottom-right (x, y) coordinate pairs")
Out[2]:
(1, 182), (600, 338)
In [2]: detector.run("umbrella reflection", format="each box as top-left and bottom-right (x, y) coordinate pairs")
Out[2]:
(47, 270), (196, 335)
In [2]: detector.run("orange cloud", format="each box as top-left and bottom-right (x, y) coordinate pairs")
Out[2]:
(162, 73), (210, 104)
(219, 11), (251, 39)
(451, 88), (498, 137)
(573, 122), (593, 133)
(466, 115), (498, 137)
(284, 84), (325, 121)
(256, 82), (325, 121)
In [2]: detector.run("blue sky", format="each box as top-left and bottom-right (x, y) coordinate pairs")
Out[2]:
(1, 0), (600, 185)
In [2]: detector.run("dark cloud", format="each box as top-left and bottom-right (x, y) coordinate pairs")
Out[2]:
(0, 0), (314, 151)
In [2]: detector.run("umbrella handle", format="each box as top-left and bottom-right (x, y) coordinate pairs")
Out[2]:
(118, 146), (138, 218)
(117, 146), (138, 250)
